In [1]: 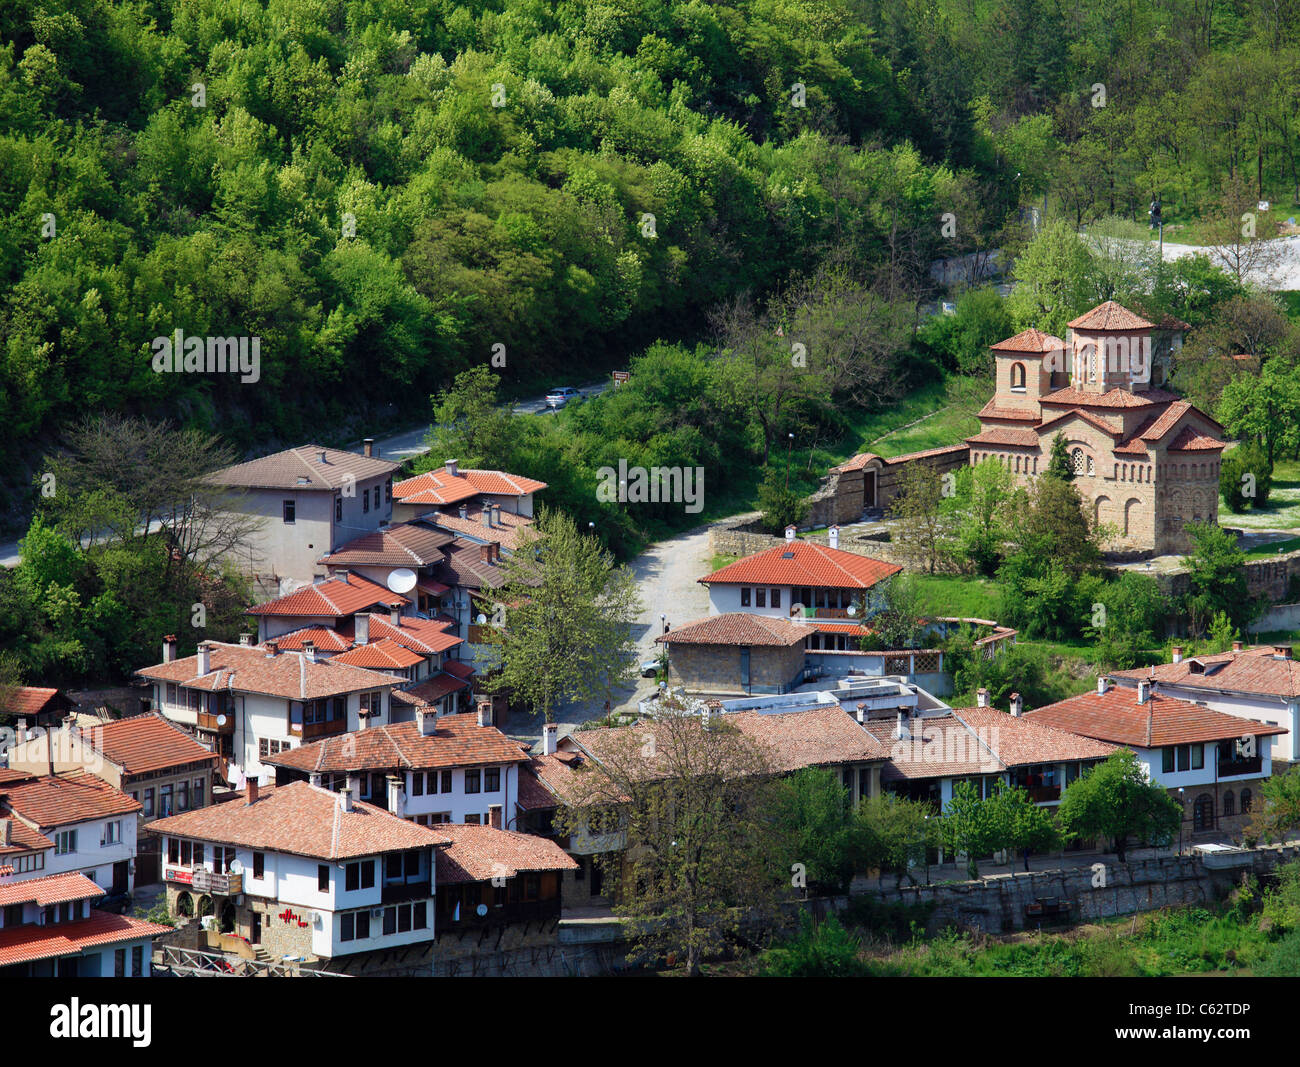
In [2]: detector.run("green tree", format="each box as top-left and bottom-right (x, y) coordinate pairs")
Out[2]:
(776, 768), (856, 892)
(1006, 218), (1095, 338)
(890, 462), (947, 574)
(1056, 749), (1182, 862)
(1045, 432), (1074, 482)
(1250, 766), (1300, 845)
(851, 793), (938, 889)
(986, 781), (1061, 871)
(756, 468), (810, 534)
(421, 365), (520, 471)
(941, 780), (1001, 878)
(759, 913), (869, 977)
(481, 507), (641, 722)
(1181, 521), (1257, 634)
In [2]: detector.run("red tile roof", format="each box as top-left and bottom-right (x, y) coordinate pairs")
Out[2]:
(1040, 387), (1177, 409)
(951, 707), (1117, 766)
(966, 426), (1042, 448)
(1024, 687), (1288, 747)
(441, 660), (475, 681)
(1167, 426), (1226, 452)
(0, 818), (52, 857)
(247, 574), (407, 617)
(1037, 407), (1122, 439)
(700, 541), (901, 590)
(726, 708), (890, 770)
(520, 753), (587, 807)
(428, 507), (536, 551)
(990, 328), (1068, 353)
(0, 871), (104, 908)
(862, 713), (1001, 780)
(331, 638), (425, 670)
(148, 781), (450, 859)
(657, 613), (810, 648)
(317, 523), (454, 567)
(1112, 647), (1300, 699)
(886, 444), (971, 464)
(360, 614), (461, 655)
(271, 627), (355, 653)
(0, 911), (171, 968)
(208, 445), (398, 491)
(434, 824), (577, 884)
(517, 759), (562, 811)
(0, 773), (141, 830)
(262, 717), (527, 775)
(1, 687), (71, 719)
(402, 674), (469, 704)
(394, 467), (547, 506)
(88, 713), (220, 776)
(136, 642), (400, 701)
(977, 400), (1040, 422)
(1068, 301), (1154, 331)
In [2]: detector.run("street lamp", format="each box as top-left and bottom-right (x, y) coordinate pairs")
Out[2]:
(661, 613), (668, 636)
(1177, 787), (1185, 855)
(785, 432), (795, 492)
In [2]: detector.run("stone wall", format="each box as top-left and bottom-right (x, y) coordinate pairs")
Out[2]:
(853, 845), (1300, 935)
(1143, 546), (1300, 606)
(666, 641), (806, 695)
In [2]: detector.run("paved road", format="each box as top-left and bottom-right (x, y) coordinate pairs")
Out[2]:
(502, 522), (715, 744)
(0, 379), (612, 568)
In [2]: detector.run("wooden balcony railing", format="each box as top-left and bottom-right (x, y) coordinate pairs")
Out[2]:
(196, 711), (234, 734)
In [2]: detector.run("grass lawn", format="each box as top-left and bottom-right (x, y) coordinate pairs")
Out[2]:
(1243, 536), (1300, 559)
(1220, 458), (1300, 530)
(910, 574), (1005, 619)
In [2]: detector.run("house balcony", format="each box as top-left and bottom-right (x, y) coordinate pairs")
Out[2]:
(382, 881), (433, 904)
(196, 711), (234, 734)
(189, 869), (243, 896)
(1025, 785), (1061, 803)
(439, 898), (561, 930)
(1219, 756), (1263, 778)
(293, 719), (348, 741)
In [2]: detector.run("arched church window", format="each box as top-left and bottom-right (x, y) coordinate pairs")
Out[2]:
(1071, 448), (1085, 475)
(1011, 363), (1026, 391)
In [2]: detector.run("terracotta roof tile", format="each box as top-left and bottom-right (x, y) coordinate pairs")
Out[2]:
(428, 508), (536, 552)
(434, 824), (577, 884)
(394, 467), (547, 507)
(318, 522), (454, 567)
(136, 642), (400, 701)
(1112, 647), (1300, 700)
(331, 638), (426, 670)
(271, 627), (355, 653)
(441, 660), (475, 681)
(0, 818), (52, 857)
(262, 717), (526, 775)
(990, 328), (1068, 353)
(247, 573), (407, 618)
(87, 713), (219, 776)
(0, 773), (141, 830)
(0, 871), (104, 908)
(726, 708), (890, 770)
(966, 426), (1041, 448)
(1041, 387), (1179, 409)
(833, 453), (882, 473)
(700, 542), (901, 590)
(1, 687), (71, 719)
(208, 445), (398, 492)
(401, 674), (469, 704)
(0, 911), (171, 968)
(977, 399), (1040, 422)
(1068, 301), (1154, 331)
(148, 780), (450, 859)
(1024, 686), (1287, 747)
(1166, 426), (1226, 452)
(657, 613), (809, 648)
(360, 614), (461, 655)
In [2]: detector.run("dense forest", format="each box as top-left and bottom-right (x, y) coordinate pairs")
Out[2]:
(4, 0), (1300, 508)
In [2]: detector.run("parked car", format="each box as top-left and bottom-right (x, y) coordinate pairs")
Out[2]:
(640, 658), (662, 678)
(545, 386), (581, 408)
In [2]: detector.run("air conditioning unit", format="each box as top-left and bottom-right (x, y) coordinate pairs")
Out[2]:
(370, 908), (384, 918)
(311, 911), (324, 929)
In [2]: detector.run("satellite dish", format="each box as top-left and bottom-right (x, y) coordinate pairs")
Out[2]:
(216, 714), (227, 727)
(387, 568), (418, 594)
(476, 613), (488, 625)
(229, 859), (244, 875)
(847, 606), (857, 617)
(476, 904), (488, 917)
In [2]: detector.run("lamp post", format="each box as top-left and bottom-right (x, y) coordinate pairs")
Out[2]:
(1178, 787), (1184, 855)
(785, 432), (795, 492)
(661, 613), (667, 636)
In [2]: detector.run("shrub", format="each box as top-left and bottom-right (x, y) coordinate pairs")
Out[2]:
(759, 913), (870, 977)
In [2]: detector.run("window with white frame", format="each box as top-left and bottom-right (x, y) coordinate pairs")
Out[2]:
(101, 821), (121, 846)
(55, 830), (77, 855)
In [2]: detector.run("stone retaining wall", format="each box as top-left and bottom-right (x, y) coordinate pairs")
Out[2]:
(852, 845), (1300, 935)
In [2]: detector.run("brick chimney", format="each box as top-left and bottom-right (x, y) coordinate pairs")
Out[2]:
(389, 602), (402, 627)
(246, 778), (259, 805)
(477, 698), (492, 727)
(479, 543), (493, 564)
(492, 504), (502, 528)
(976, 687), (989, 708)
(363, 438), (374, 458)
(355, 614), (369, 645)
(265, 640), (279, 657)
(488, 804), (502, 829)
(1232, 640), (1244, 652)
(1274, 644), (1293, 660)
(197, 642), (211, 675)
(481, 503), (493, 528)
(163, 634), (178, 663)
(1171, 646), (1183, 664)
(1009, 692), (1023, 717)
(446, 460), (459, 477)
(542, 722), (558, 755)
(239, 633), (252, 646)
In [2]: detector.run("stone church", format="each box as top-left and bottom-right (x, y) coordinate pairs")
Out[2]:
(966, 300), (1226, 555)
